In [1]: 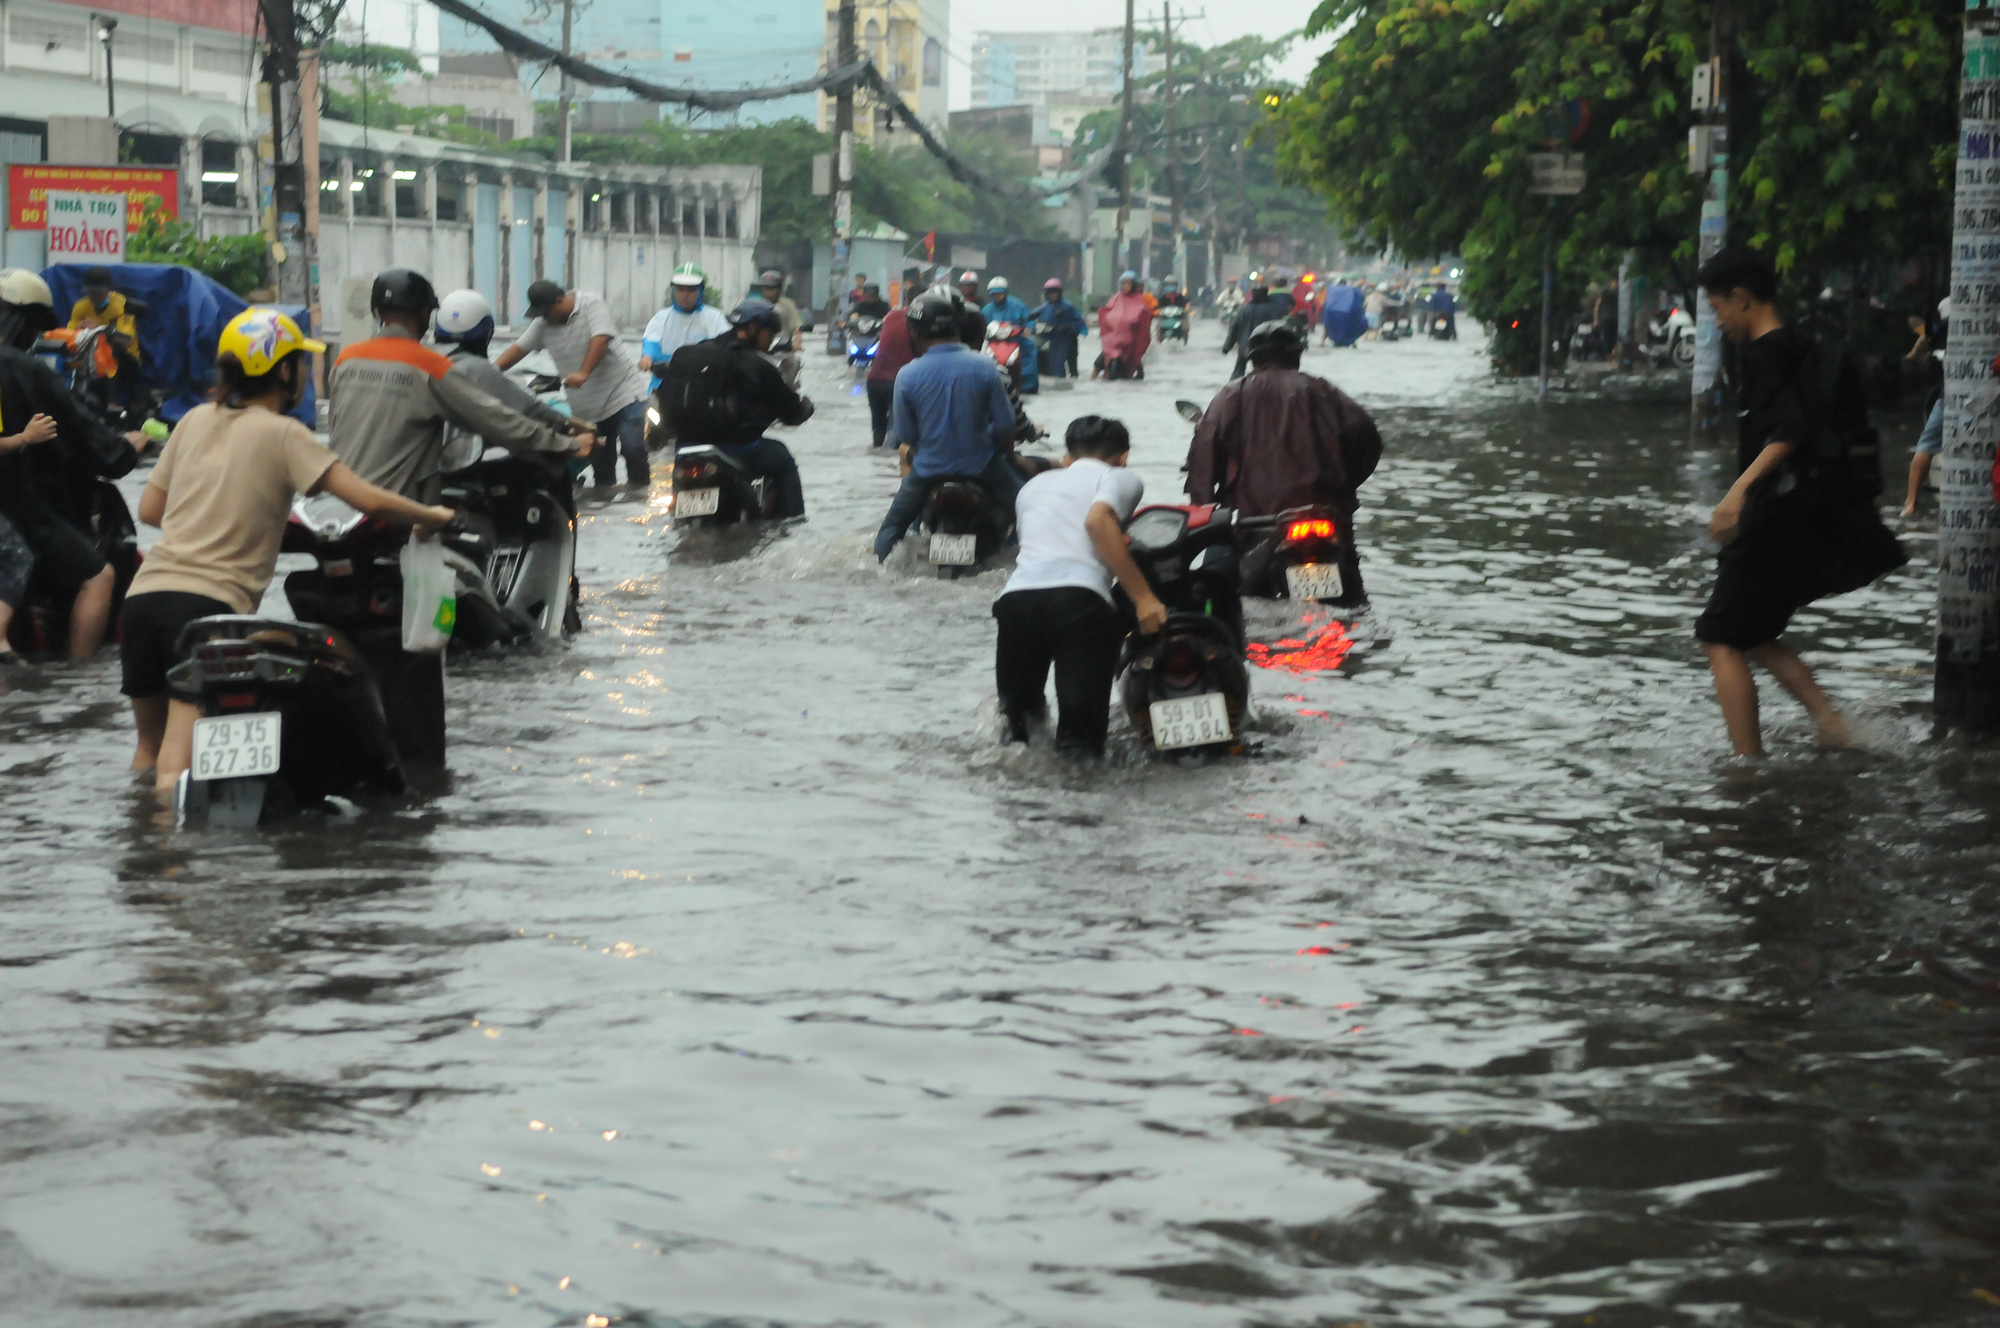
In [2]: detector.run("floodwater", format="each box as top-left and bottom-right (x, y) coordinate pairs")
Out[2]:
(2, 318), (1995, 1328)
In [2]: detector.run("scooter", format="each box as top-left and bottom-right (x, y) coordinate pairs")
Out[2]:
(169, 615), (405, 828)
(1118, 501), (1250, 755)
(1427, 311), (1458, 340)
(985, 319), (1028, 391)
(3, 479), (141, 656)
(283, 446), (579, 649)
(1157, 304), (1189, 345)
(1648, 305), (1697, 368)
(672, 444), (781, 526)
(847, 315), (883, 376)
(919, 477), (1009, 579)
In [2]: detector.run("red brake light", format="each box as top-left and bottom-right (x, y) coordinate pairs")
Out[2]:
(1285, 519), (1335, 542)
(216, 692), (258, 709)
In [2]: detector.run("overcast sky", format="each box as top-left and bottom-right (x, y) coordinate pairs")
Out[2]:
(943, 0), (1331, 110)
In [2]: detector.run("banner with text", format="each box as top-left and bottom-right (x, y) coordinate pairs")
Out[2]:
(45, 191), (128, 263)
(6, 165), (175, 231)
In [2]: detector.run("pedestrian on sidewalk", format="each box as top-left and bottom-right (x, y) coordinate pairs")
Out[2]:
(1693, 247), (1905, 757)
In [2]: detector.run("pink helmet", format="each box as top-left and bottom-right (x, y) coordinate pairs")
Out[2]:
(1043, 278), (1063, 290)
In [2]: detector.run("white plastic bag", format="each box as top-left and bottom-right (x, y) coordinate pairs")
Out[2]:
(399, 532), (457, 653)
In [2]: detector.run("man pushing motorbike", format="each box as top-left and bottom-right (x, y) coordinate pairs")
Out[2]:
(1185, 321), (1382, 607)
(327, 267), (586, 761)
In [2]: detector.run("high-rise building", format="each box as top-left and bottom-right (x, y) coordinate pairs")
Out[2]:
(436, 0), (826, 127)
(970, 29), (1158, 110)
(818, 0), (949, 145)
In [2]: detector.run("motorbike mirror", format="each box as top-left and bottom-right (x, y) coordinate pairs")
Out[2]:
(1174, 399), (1204, 424)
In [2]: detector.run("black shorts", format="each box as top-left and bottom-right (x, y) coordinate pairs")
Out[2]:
(24, 517), (107, 601)
(120, 590), (233, 698)
(1694, 550), (1799, 650)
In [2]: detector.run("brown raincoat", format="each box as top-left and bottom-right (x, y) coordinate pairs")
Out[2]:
(1184, 366), (1382, 517)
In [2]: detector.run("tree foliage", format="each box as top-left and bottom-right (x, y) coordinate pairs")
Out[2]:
(126, 197), (269, 296)
(1277, 0), (1960, 349)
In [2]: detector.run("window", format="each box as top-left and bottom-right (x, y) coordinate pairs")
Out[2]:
(116, 30), (178, 65)
(922, 37), (941, 87)
(193, 42), (246, 75)
(9, 13), (86, 53)
(200, 139), (240, 207)
(120, 131), (181, 166)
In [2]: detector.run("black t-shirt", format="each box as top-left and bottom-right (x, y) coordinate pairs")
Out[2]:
(1736, 325), (1812, 477)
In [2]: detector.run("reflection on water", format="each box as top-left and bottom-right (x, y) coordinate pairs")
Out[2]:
(1, 326), (1993, 1327)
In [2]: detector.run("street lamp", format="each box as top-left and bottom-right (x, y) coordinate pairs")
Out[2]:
(98, 17), (116, 118)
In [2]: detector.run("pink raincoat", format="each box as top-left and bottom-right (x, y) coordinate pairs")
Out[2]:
(1097, 291), (1153, 367)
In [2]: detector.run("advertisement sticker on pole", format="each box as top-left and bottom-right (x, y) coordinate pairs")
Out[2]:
(45, 190), (127, 263)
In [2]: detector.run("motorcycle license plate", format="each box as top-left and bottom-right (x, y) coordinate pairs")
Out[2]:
(677, 487), (721, 517)
(929, 533), (977, 566)
(191, 712), (282, 780)
(1149, 693), (1232, 750)
(1286, 562), (1344, 601)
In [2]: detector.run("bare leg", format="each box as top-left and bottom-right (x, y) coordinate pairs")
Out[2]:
(1703, 642), (1764, 756)
(155, 698), (200, 792)
(0, 601), (15, 653)
(1748, 641), (1851, 746)
(68, 566), (115, 660)
(130, 695), (168, 771)
(1902, 452), (1932, 517)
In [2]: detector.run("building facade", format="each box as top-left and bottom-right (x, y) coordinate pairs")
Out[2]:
(969, 29), (1157, 110)
(0, 0), (762, 334)
(817, 0), (948, 146)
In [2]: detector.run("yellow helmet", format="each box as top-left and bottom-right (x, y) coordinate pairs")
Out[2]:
(218, 306), (325, 376)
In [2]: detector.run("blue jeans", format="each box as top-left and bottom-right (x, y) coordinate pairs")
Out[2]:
(719, 438), (805, 518)
(874, 451), (1023, 561)
(591, 400), (650, 486)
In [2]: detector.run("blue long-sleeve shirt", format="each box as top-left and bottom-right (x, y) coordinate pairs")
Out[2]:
(889, 342), (1015, 478)
(982, 296), (1032, 327)
(1030, 299), (1087, 338)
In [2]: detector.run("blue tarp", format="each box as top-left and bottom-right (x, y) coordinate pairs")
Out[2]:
(1321, 284), (1367, 348)
(42, 263), (317, 425)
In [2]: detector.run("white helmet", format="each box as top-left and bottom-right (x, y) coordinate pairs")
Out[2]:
(959, 270), (980, 285)
(433, 288), (495, 343)
(0, 269), (53, 308)
(986, 275), (1008, 292)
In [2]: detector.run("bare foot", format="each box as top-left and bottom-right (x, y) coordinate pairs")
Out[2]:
(1813, 710), (1855, 748)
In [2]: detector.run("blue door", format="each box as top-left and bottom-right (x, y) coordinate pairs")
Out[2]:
(545, 189), (566, 287)
(511, 185), (536, 322)
(474, 183), (501, 317)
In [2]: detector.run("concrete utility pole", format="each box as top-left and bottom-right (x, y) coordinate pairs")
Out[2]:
(825, 0), (857, 352)
(1112, 0), (1136, 277)
(557, 0), (575, 163)
(99, 18), (116, 117)
(1689, 0), (1735, 444)
(1160, 3), (1182, 288)
(257, 0), (309, 306)
(1937, 4), (2000, 730)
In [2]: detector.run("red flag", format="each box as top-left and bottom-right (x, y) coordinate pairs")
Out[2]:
(922, 230), (936, 260)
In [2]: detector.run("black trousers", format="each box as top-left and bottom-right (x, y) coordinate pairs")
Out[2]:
(993, 587), (1128, 755)
(866, 378), (896, 447)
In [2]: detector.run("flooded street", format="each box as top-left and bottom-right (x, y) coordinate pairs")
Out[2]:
(4, 319), (1997, 1328)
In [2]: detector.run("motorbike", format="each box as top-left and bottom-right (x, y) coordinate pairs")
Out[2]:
(919, 477), (1010, 579)
(1157, 304), (1189, 345)
(1648, 304), (1697, 368)
(1427, 309), (1458, 340)
(847, 315), (883, 376)
(672, 444), (781, 526)
(3, 479), (141, 656)
(1117, 501), (1250, 755)
(283, 445), (580, 650)
(1171, 401), (1356, 608)
(984, 320), (1029, 391)
(168, 614), (406, 828)
(38, 305), (168, 433)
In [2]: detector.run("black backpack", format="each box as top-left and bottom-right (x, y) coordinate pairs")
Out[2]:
(1800, 337), (1884, 501)
(657, 337), (754, 442)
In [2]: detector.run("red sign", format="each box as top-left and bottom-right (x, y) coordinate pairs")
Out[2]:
(7, 165), (177, 231)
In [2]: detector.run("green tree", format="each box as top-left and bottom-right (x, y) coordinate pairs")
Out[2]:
(126, 197), (269, 295)
(1278, 0), (1959, 368)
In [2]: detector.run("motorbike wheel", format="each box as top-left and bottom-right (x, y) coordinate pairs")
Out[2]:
(563, 576), (582, 635)
(1672, 336), (1696, 368)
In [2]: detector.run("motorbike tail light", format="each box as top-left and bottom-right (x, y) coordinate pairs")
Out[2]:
(1285, 519), (1336, 543)
(1162, 639), (1202, 686)
(215, 691), (259, 709)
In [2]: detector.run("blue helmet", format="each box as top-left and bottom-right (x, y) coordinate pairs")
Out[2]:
(728, 296), (781, 332)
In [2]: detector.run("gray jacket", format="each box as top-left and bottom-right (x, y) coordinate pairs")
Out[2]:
(442, 345), (580, 459)
(328, 328), (568, 500)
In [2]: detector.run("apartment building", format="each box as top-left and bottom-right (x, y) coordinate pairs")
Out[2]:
(969, 29), (1159, 110)
(817, 0), (949, 145)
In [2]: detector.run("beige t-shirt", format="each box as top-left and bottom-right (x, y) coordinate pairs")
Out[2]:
(129, 403), (340, 614)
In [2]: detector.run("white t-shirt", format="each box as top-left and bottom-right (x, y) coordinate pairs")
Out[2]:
(511, 290), (650, 424)
(1003, 458), (1146, 603)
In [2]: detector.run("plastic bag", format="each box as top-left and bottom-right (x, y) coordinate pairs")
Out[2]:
(399, 532), (457, 652)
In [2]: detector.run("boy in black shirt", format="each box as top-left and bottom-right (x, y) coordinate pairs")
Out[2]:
(1694, 247), (1904, 756)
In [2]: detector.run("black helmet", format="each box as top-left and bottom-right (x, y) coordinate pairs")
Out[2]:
(908, 289), (962, 340)
(727, 296), (781, 331)
(1246, 319), (1307, 362)
(371, 268), (440, 318)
